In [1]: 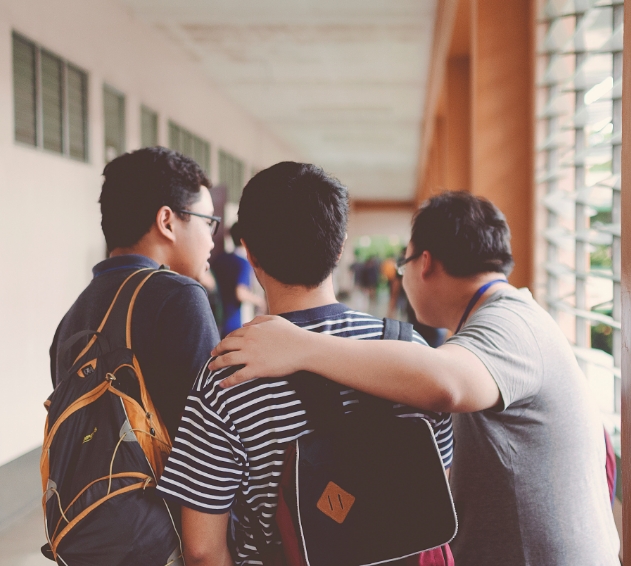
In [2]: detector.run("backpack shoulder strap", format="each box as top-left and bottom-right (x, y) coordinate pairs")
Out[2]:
(382, 318), (414, 342)
(67, 267), (173, 371)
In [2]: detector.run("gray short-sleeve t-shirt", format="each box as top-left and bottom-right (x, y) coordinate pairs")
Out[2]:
(446, 286), (619, 566)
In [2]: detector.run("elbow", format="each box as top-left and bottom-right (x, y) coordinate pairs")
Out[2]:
(428, 382), (461, 413)
(184, 545), (213, 566)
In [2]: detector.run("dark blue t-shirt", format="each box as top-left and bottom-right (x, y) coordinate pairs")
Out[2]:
(50, 254), (220, 440)
(212, 251), (252, 337)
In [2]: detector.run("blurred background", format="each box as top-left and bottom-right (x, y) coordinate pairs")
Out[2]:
(0, 0), (625, 562)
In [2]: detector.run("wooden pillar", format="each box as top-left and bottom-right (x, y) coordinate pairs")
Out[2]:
(470, 0), (535, 289)
(446, 56), (471, 191)
(434, 113), (447, 191)
(620, 1), (631, 560)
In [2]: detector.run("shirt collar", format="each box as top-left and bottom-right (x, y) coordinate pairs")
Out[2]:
(280, 302), (349, 324)
(92, 254), (160, 278)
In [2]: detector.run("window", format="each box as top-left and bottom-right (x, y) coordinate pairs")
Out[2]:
(141, 106), (158, 148)
(103, 85), (125, 163)
(536, 0), (623, 442)
(219, 150), (245, 203)
(67, 65), (88, 160)
(12, 32), (88, 161)
(41, 50), (63, 153)
(168, 121), (210, 175)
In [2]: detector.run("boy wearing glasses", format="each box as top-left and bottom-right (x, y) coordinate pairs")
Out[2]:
(49, 146), (221, 440)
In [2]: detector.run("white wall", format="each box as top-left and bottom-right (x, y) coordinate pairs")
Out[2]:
(0, 0), (300, 466)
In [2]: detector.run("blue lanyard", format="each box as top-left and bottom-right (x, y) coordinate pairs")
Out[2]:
(455, 279), (507, 334)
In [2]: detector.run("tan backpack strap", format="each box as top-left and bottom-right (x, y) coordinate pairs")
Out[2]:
(51, 480), (153, 553)
(125, 269), (170, 349)
(71, 268), (153, 366)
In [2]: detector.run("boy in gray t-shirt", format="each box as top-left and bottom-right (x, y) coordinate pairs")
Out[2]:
(448, 286), (618, 565)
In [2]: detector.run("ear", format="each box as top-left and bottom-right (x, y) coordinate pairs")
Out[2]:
(336, 233), (348, 262)
(241, 240), (260, 269)
(155, 206), (177, 243)
(419, 250), (435, 280)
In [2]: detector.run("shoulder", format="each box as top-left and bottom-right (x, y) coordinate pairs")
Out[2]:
(142, 272), (210, 311)
(456, 288), (542, 339)
(194, 364), (298, 415)
(137, 272), (218, 343)
(188, 364), (305, 445)
(304, 308), (385, 339)
(147, 270), (206, 293)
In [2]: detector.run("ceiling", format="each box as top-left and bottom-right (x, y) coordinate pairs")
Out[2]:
(119, 0), (437, 201)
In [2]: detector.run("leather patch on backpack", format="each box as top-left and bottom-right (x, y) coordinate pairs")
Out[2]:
(316, 481), (355, 524)
(77, 359), (97, 378)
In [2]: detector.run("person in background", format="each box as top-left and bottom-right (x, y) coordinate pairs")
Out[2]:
(212, 222), (266, 337)
(156, 162), (453, 566)
(388, 259), (447, 349)
(210, 191), (620, 566)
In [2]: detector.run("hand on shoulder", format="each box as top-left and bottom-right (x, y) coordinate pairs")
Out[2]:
(209, 315), (311, 387)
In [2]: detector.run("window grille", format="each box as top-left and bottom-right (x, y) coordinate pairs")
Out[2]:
(13, 34), (37, 146)
(537, 0), (623, 443)
(67, 65), (88, 161)
(219, 150), (245, 203)
(141, 106), (158, 148)
(41, 50), (63, 153)
(103, 85), (125, 163)
(12, 32), (88, 161)
(168, 121), (210, 175)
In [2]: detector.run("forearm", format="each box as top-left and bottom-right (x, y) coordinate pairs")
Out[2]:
(297, 332), (457, 411)
(213, 316), (500, 412)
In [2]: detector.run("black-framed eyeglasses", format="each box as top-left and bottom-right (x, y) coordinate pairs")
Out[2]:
(173, 210), (222, 236)
(396, 252), (422, 276)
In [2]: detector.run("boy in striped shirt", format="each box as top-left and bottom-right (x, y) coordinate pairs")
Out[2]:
(157, 162), (453, 566)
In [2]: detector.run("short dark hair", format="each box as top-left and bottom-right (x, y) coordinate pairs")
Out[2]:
(238, 162), (349, 287)
(410, 191), (514, 277)
(100, 147), (211, 250)
(229, 222), (243, 249)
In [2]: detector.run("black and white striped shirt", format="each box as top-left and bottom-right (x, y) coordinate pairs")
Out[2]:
(157, 303), (453, 565)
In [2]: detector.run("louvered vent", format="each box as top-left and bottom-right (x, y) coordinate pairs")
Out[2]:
(537, 0), (623, 438)
(168, 121), (210, 175)
(219, 150), (245, 204)
(141, 106), (158, 148)
(103, 85), (125, 163)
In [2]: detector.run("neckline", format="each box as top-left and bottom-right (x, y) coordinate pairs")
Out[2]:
(92, 254), (159, 278)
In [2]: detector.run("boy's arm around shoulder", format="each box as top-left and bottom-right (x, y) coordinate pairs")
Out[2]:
(211, 316), (501, 413)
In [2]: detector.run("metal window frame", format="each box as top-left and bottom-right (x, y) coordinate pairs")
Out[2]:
(12, 31), (89, 162)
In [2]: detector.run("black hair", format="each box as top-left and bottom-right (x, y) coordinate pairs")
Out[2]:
(100, 147), (211, 250)
(410, 191), (514, 277)
(238, 161), (349, 287)
(230, 222), (243, 249)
